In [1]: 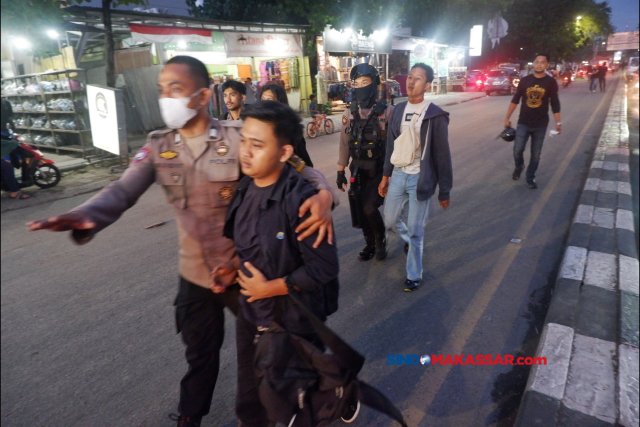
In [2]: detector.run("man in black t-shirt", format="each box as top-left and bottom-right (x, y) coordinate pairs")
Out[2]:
(504, 53), (562, 189)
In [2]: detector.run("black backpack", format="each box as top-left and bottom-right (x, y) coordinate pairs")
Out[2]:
(253, 292), (408, 427)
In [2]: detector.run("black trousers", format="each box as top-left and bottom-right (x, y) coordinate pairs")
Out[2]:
(236, 308), (324, 427)
(349, 164), (385, 244)
(174, 277), (240, 419)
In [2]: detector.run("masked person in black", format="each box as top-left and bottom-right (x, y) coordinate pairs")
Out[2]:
(337, 64), (393, 261)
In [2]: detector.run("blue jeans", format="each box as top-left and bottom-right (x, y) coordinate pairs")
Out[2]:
(383, 168), (431, 281)
(589, 77), (597, 91)
(513, 124), (547, 181)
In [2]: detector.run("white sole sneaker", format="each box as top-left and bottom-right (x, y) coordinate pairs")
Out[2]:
(341, 400), (360, 423)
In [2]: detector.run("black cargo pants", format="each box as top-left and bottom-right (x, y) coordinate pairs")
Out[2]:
(174, 277), (240, 419)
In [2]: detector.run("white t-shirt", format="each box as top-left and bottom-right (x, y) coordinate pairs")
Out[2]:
(399, 100), (430, 174)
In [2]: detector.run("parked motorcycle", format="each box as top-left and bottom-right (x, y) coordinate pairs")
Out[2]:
(475, 78), (485, 92)
(1, 132), (61, 190)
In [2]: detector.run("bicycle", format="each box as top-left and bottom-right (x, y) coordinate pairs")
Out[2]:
(306, 114), (334, 139)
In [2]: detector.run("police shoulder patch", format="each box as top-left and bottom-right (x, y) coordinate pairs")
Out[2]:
(132, 147), (151, 163)
(159, 150), (179, 160)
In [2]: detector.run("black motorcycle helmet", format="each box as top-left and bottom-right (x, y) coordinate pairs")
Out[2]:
(350, 63), (381, 85)
(499, 126), (516, 142)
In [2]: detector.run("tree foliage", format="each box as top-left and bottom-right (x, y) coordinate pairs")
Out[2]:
(186, 0), (612, 65)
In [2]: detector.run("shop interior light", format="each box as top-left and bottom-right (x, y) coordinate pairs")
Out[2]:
(47, 30), (59, 39)
(345, 28), (352, 34)
(13, 37), (31, 49)
(178, 41), (188, 49)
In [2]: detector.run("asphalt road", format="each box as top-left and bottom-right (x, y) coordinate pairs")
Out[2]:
(1, 77), (620, 427)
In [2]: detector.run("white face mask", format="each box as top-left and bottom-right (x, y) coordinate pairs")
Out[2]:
(158, 88), (203, 129)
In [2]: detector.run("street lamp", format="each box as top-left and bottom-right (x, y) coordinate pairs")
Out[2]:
(47, 29), (66, 69)
(13, 37), (31, 50)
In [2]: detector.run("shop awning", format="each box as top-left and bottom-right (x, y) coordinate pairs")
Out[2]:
(129, 24), (213, 45)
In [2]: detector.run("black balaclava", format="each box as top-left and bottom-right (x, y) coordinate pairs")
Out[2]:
(353, 83), (377, 108)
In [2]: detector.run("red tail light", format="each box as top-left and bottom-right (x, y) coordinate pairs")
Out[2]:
(476, 80), (483, 85)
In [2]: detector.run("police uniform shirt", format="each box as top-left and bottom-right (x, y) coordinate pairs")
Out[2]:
(399, 100), (430, 175)
(337, 104), (393, 168)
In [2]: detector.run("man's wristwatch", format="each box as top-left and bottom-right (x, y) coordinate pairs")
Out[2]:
(556, 122), (562, 125)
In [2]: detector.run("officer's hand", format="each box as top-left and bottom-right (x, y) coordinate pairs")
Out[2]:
(378, 176), (390, 197)
(336, 171), (348, 192)
(210, 261), (238, 293)
(439, 199), (450, 209)
(296, 189), (334, 248)
(26, 212), (96, 232)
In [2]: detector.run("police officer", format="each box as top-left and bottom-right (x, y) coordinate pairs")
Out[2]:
(27, 56), (337, 427)
(337, 64), (393, 261)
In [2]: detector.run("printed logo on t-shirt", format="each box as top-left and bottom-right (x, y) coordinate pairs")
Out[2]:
(526, 85), (545, 108)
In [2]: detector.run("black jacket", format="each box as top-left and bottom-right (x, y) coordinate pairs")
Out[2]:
(223, 164), (339, 333)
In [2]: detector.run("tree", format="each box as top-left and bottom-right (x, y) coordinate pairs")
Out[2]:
(1, 0), (67, 57)
(3, 0), (145, 87)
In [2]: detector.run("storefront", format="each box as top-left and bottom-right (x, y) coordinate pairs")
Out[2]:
(316, 26), (395, 109)
(130, 24), (312, 116)
(391, 36), (468, 94)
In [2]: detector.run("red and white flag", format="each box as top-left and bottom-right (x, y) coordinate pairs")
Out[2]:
(129, 24), (213, 45)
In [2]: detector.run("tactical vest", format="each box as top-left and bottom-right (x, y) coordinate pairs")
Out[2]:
(347, 101), (387, 160)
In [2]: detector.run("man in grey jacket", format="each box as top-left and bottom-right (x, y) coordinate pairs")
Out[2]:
(378, 63), (453, 292)
(26, 56), (337, 427)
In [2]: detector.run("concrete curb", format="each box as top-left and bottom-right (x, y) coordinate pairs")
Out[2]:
(0, 179), (113, 213)
(515, 77), (639, 427)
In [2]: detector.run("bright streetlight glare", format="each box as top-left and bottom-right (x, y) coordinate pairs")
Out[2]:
(13, 37), (31, 49)
(47, 30), (59, 39)
(576, 16), (582, 20)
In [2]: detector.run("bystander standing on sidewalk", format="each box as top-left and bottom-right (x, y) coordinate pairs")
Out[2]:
(504, 53), (562, 189)
(378, 63), (453, 292)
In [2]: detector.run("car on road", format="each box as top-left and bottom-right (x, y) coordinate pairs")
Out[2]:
(484, 69), (518, 96)
(466, 70), (485, 86)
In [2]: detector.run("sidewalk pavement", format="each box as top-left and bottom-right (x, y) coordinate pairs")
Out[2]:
(1, 90), (485, 214)
(514, 77), (639, 427)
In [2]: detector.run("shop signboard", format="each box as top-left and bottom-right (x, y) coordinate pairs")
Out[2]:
(323, 27), (392, 54)
(409, 43), (435, 70)
(87, 85), (127, 156)
(437, 61), (449, 78)
(606, 32), (639, 51)
(223, 32), (303, 57)
(469, 25), (483, 56)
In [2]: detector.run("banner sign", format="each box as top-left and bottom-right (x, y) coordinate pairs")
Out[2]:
(87, 85), (127, 156)
(469, 25), (483, 57)
(323, 27), (392, 54)
(223, 32), (303, 57)
(130, 24), (213, 45)
(606, 32), (639, 51)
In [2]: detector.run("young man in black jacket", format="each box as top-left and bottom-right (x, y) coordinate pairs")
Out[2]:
(378, 63), (453, 292)
(504, 53), (562, 189)
(220, 102), (348, 427)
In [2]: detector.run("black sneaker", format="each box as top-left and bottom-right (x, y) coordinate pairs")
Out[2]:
(404, 243), (409, 254)
(341, 399), (360, 423)
(169, 413), (201, 427)
(526, 180), (538, 189)
(403, 279), (420, 292)
(358, 244), (376, 261)
(512, 165), (524, 181)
